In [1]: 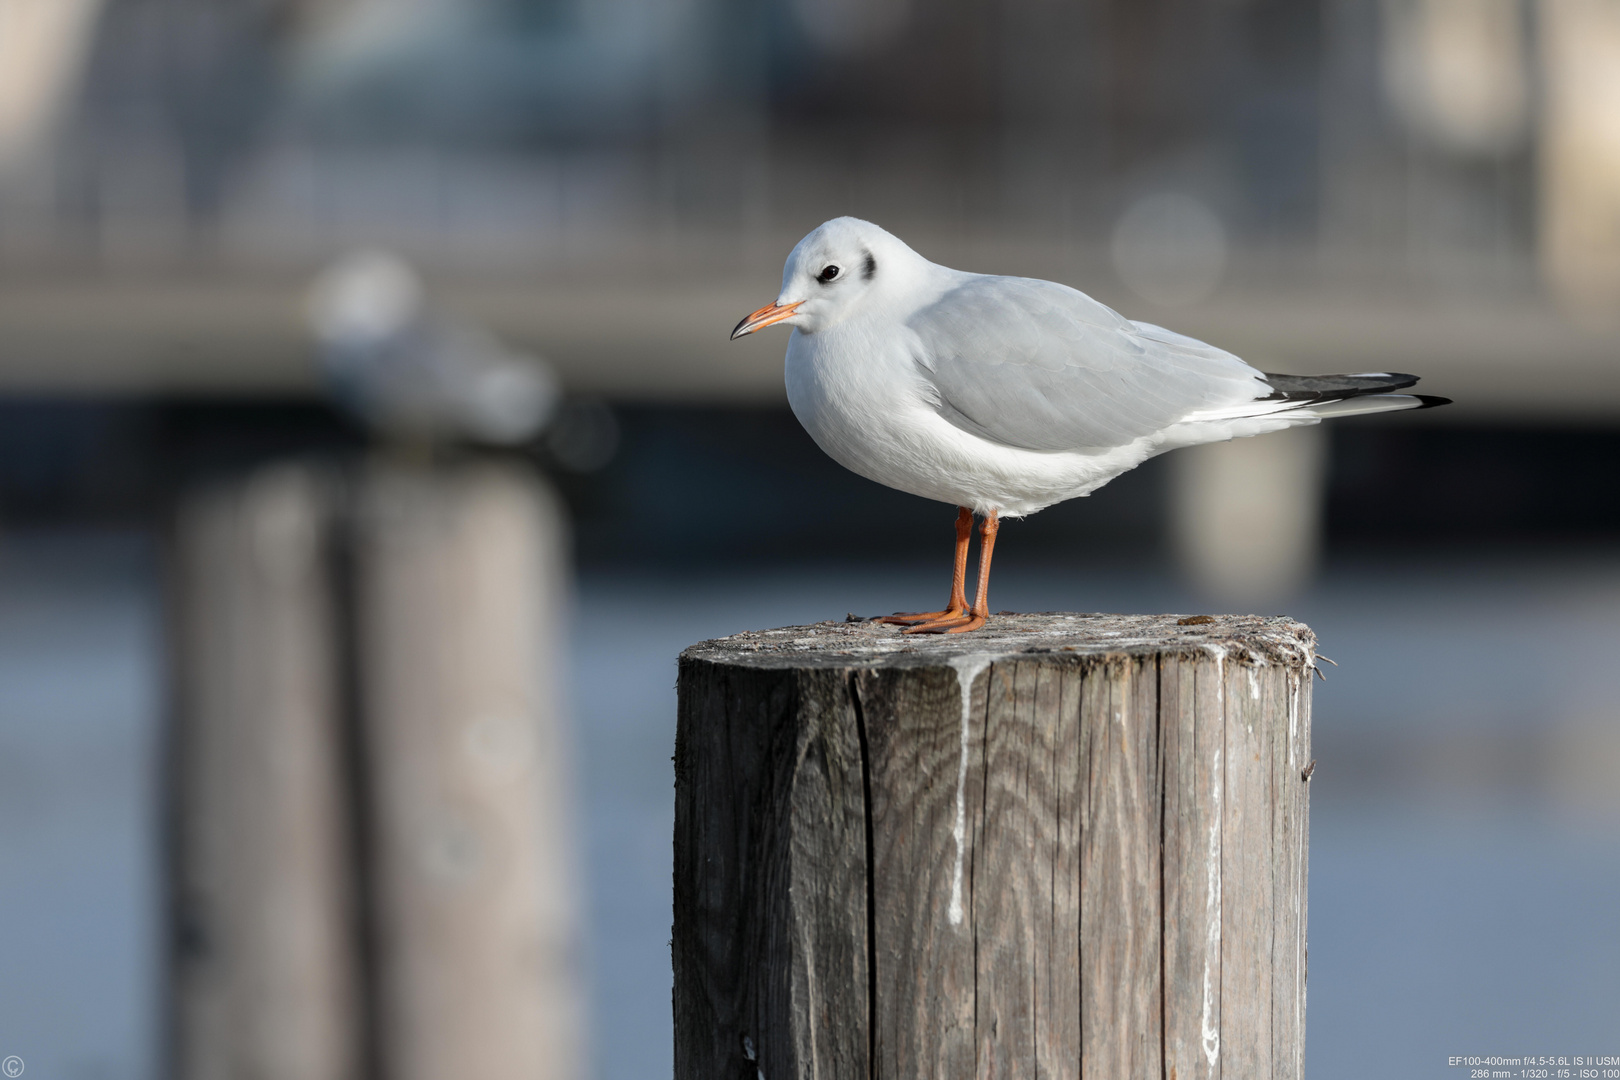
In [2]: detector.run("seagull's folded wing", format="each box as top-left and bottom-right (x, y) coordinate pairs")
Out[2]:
(908, 276), (1269, 451)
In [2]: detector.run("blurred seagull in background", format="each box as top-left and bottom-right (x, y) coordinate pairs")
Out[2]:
(308, 249), (560, 446)
(732, 216), (1450, 633)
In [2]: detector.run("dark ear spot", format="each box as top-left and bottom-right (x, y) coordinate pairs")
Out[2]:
(862, 251), (877, 281)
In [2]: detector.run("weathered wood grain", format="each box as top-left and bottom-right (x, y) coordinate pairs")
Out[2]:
(1220, 653), (1275, 1079)
(676, 613), (1316, 1080)
(1079, 657), (1163, 1078)
(1033, 661), (1083, 1080)
(672, 664), (869, 1080)
(1161, 651), (1222, 1080)
(857, 662), (977, 1080)
(1274, 664), (1312, 1080)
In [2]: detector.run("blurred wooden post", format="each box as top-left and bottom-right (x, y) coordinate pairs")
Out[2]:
(354, 461), (585, 1080)
(170, 458), (584, 1080)
(1169, 425), (1326, 606)
(170, 464), (361, 1080)
(1539, 0), (1620, 322)
(674, 614), (1315, 1080)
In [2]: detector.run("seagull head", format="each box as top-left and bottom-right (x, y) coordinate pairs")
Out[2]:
(731, 216), (916, 339)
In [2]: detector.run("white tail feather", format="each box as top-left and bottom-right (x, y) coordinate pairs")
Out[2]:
(1296, 393), (1428, 419)
(1190, 391), (1431, 425)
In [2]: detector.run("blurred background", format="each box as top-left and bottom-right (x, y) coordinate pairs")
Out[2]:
(2, 0), (1619, 1076)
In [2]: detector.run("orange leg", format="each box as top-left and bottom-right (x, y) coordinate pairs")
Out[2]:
(879, 506), (973, 625)
(905, 510), (999, 634)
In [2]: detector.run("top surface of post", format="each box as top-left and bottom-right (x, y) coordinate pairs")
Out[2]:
(681, 612), (1316, 670)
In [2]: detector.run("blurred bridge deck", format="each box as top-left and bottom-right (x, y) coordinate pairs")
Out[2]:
(2, 240), (1615, 419)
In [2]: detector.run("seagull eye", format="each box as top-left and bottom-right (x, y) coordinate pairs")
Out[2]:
(817, 264), (841, 284)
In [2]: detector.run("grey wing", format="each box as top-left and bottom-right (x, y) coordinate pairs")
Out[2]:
(909, 276), (1269, 451)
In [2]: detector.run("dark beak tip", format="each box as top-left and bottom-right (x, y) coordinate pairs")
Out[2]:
(729, 316), (752, 341)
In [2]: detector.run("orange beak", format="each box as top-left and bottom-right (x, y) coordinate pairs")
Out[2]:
(730, 300), (803, 339)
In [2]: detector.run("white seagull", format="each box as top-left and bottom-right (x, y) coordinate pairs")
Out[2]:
(732, 216), (1449, 633)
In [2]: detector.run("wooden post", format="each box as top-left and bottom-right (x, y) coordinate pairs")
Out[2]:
(1169, 426), (1326, 605)
(169, 458), (585, 1080)
(353, 460), (586, 1080)
(170, 463), (361, 1080)
(674, 613), (1315, 1080)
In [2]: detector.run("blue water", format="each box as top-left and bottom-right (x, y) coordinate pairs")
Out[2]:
(0, 534), (163, 1080)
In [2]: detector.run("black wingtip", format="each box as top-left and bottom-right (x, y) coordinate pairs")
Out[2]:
(1262, 371), (1421, 397)
(1412, 395), (1453, 410)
